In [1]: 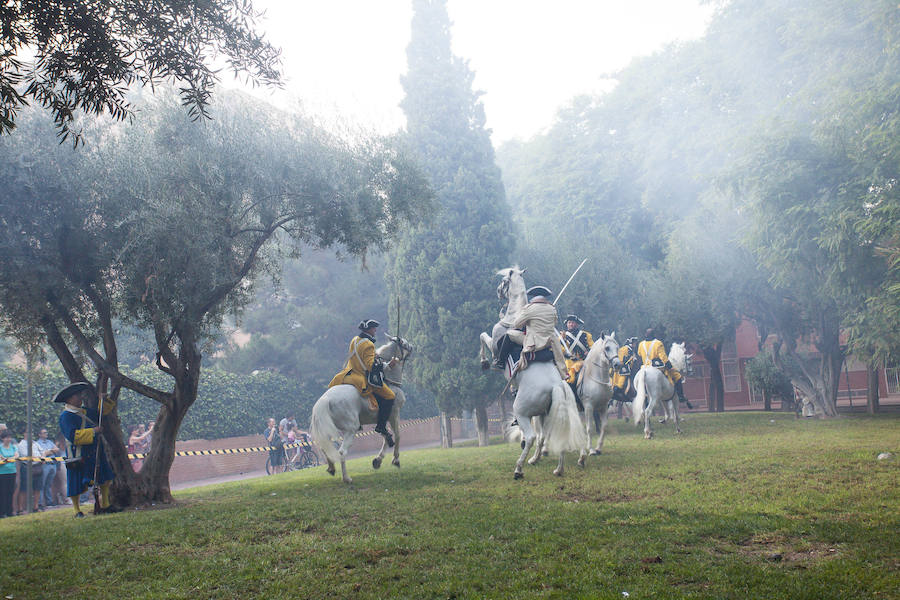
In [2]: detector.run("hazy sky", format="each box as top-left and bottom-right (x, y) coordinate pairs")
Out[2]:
(232, 1), (715, 143)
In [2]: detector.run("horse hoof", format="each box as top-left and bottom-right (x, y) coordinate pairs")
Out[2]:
(589, 449), (602, 456)
(659, 418), (666, 424)
(541, 450), (548, 457)
(527, 458), (538, 466)
(343, 478), (353, 484)
(326, 466), (336, 476)
(481, 360), (490, 371)
(372, 457), (382, 469)
(520, 440), (526, 449)
(392, 459), (400, 468)
(514, 472), (524, 480)
(553, 469), (563, 477)
(577, 457), (585, 468)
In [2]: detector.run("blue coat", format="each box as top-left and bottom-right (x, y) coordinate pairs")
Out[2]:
(59, 407), (114, 497)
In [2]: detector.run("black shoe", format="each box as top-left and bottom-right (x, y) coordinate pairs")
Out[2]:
(374, 425), (395, 448)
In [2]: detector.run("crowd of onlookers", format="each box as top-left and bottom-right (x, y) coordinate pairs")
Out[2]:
(263, 413), (310, 474)
(0, 423), (69, 518)
(0, 419), (156, 518)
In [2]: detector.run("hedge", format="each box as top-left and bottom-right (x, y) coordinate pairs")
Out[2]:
(0, 365), (438, 440)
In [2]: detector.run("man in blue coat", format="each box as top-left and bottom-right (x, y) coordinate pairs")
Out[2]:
(55, 382), (119, 517)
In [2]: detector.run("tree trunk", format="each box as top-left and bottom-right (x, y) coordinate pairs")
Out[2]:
(440, 411), (453, 448)
(866, 363), (880, 414)
(108, 353), (201, 507)
(703, 345), (724, 412)
(474, 403), (489, 446)
(763, 390), (771, 412)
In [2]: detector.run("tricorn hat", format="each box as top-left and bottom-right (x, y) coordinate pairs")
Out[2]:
(526, 285), (553, 299)
(358, 319), (380, 330)
(564, 314), (584, 325)
(52, 382), (94, 404)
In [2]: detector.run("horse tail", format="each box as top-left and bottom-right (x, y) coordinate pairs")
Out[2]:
(632, 368), (647, 426)
(504, 419), (523, 445)
(544, 382), (590, 455)
(310, 392), (342, 465)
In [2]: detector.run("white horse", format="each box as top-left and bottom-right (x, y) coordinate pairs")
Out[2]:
(632, 342), (688, 439)
(479, 266), (527, 377)
(511, 361), (589, 479)
(576, 332), (621, 466)
(310, 335), (412, 483)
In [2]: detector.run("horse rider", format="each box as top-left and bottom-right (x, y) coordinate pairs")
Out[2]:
(611, 336), (640, 404)
(637, 328), (688, 405)
(328, 319), (397, 447)
(495, 286), (568, 380)
(559, 314), (594, 400)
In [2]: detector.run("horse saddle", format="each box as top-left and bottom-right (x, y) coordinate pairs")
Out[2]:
(524, 347), (554, 363)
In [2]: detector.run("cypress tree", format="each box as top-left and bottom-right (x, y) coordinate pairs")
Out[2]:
(389, 0), (515, 445)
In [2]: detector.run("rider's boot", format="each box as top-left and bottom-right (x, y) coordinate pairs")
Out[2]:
(374, 395), (395, 447)
(675, 380), (692, 409)
(493, 334), (511, 369)
(569, 381), (584, 412)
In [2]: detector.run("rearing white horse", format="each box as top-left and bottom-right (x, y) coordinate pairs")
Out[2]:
(576, 332), (620, 466)
(632, 342), (688, 439)
(310, 335), (412, 483)
(479, 266), (527, 378)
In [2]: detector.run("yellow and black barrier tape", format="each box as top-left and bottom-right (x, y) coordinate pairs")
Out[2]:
(0, 416), (441, 464)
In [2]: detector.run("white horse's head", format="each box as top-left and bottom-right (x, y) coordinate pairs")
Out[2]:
(668, 342), (688, 373)
(496, 266), (526, 301)
(586, 331), (621, 370)
(379, 334), (413, 363)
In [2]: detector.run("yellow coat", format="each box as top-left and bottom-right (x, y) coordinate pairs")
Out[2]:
(560, 329), (594, 384)
(328, 334), (395, 410)
(637, 339), (682, 384)
(612, 345), (636, 390)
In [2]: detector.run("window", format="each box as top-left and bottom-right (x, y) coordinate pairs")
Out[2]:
(723, 360), (741, 392)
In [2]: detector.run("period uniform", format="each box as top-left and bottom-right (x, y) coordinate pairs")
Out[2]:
(612, 337), (639, 403)
(637, 330), (688, 404)
(328, 319), (396, 444)
(504, 286), (568, 379)
(55, 382), (117, 517)
(559, 315), (594, 384)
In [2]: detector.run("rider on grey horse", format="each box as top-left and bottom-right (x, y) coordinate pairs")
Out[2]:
(493, 286), (568, 380)
(327, 319), (398, 446)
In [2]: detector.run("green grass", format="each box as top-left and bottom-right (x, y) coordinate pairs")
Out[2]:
(2, 412), (899, 599)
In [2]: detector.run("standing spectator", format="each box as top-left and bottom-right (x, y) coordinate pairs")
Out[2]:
(16, 431), (42, 513)
(279, 413), (297, 442)
(128, 424), (151, 472)
(34, 428), (59, 509)
(51, 431), (68, 506)
(264, 418), (282, 474)
(0, 429), (18, 518)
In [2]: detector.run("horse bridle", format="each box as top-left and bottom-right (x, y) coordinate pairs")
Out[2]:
(383, 336), (412, 387)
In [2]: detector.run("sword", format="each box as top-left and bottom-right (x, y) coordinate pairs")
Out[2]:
(553, 258), (588, 307)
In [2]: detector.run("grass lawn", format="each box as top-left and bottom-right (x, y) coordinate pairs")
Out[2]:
(2, 412), (898, 599)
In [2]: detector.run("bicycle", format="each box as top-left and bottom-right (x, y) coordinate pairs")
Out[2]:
(265, 439), (319, 474)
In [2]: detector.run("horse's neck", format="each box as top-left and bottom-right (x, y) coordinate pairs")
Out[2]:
(501, 290), (527, 327)
(379, 343), (404, 385)
(584, 346), (610, 381)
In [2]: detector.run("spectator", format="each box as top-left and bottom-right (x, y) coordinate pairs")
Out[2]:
(0, 429), (18, 518)
(128, 424), (151, 472)
(34, 428), (59, 509)
(52, 431), (68, 506)
(264, 418), (282, 474)
(279, 413), (297, 442)
(16, 431), (42, 514)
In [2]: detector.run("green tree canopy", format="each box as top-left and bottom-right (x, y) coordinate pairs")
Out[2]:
(1, 0), (281, 144)
(0, 92), (433, 504)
